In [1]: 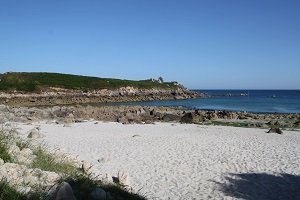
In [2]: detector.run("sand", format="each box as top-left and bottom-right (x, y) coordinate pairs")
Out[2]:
(14, 121), (300, 200)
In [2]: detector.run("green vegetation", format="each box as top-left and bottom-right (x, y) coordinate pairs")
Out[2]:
(0, 180), (27, 200)
(0, 142), (11, 163)
(31, 147), (82, 177)
(31, 147), (146, 200)
(0, 180), (42, 200)
(0, 132), (12, 163)
(0, 72), (178, 92)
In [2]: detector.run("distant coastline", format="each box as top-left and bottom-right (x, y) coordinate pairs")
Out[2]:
(0, 72), (203, 106)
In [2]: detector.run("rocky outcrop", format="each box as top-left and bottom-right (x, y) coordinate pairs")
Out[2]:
(0, 86), (203, 107)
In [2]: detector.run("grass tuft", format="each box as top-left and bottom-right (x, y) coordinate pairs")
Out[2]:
(0, 179), (43, 200)
(0, 180), (26, 200)
(31, 147), (82, 177)
(0, 131), (12, 163)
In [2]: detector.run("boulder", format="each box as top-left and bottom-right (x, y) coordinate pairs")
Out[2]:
(267, 128), (283, 134)
(55, 182), (76, 200)
(8, 144), (35, 165)
(27, 128), (43, 139)
(180, 113), (193, 123)
(90, 187), (107, 200)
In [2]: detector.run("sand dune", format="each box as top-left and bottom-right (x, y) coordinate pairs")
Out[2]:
(15, 121), (300, 200)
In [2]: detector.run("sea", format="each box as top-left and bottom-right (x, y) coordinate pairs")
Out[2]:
(110, 90), (300, 114)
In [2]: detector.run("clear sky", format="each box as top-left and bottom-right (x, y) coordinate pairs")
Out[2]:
(0, 0), (299, 89)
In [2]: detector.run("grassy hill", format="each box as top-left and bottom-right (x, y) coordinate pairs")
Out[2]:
(0, 72), (178, 92)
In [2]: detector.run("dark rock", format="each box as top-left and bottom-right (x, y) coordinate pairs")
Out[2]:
(90, 187), (107, 200)
(267, 128), (283, 134)
(180, 113), (193, 123)
(150, 110), (154, 116)
(55, 182), (76, 200)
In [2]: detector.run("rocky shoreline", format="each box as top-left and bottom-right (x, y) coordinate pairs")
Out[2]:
(0, 87), (202, 107)
(1, 104), (299, 130)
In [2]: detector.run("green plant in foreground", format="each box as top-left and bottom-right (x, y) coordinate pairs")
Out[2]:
(0, 143), (11, 163)
(0, 180), (26, 200)
(62, 174), (147, 200)
(31, 147), (82, 178)
(31, 147), (146, 199)
(0, 180), (43, 200)
(0, 132), (12, 163)
(1, 141), (147, 200)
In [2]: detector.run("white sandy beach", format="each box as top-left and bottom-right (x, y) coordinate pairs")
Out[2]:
(14, 121), (300, 200)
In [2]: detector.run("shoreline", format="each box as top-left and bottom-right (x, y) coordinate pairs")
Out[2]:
(1, 104), (299, 130)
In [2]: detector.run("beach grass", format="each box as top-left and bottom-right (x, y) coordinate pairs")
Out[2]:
(0, 179), (42, 200)
(31, 147), (146, 199)
(0, 180), (27, 200)
(0, 131), (12, 163)
(31, 147), (82, 177)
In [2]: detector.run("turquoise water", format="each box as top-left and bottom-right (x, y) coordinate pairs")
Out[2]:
(110, 90), (300, 114)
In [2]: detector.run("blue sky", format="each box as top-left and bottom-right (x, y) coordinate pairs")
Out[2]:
(0, 0), (299, 89)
